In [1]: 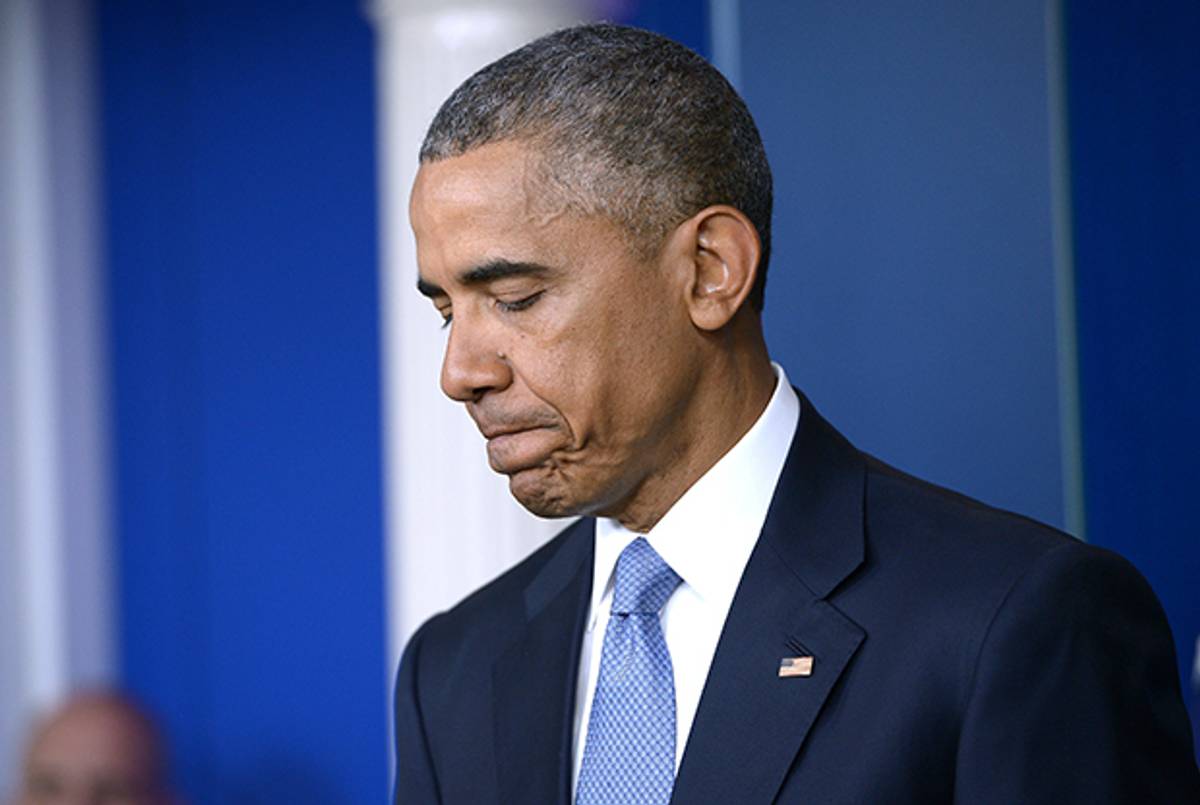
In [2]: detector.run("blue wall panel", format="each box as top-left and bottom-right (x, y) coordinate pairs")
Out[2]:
(1062, 0), (1199, 744)
(100, 1), (388, 801)
(739, 1), (1065, 528)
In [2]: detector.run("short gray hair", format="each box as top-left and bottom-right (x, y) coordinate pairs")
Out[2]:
(420, 23), (774, 311)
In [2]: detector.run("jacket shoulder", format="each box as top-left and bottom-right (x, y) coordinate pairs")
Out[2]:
(849, 453), (1158, 690)
(862, 452), (1085, 570)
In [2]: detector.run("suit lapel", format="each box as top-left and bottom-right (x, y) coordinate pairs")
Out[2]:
(493, 518), (594, 805)
(671, 396), (868, 805)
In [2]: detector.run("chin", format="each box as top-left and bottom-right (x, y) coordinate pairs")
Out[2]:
(507, 469), (587, 519)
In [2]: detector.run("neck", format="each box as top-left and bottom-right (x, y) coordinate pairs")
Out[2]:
(607, 334), (777, 533)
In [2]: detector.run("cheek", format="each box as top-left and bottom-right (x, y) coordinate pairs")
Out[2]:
(541, 310), (685, 447)
(517, 334), (604, 435)
(510, 253), (689, 448)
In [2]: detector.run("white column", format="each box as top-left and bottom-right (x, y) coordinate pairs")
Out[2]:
(0, 0), (114, 792)
(369, 0), (593, 679)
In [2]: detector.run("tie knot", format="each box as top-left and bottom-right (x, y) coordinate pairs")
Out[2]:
(611, 538), (681, 616)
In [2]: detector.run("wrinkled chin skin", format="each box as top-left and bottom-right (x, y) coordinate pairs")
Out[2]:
(503, 443), (641, 520)
(483, 430), (583, 516)
(507, 466), (575, 518)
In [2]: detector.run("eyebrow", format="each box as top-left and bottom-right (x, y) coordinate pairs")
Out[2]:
(416, 259), (554, 298)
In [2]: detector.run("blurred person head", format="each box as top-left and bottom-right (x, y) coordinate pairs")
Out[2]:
(15, 692), (177, 805)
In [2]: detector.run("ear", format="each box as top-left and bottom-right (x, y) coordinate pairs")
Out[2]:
(676, 205), (762, 331)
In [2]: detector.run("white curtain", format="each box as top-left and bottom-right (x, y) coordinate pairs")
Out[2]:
(0, 0), (114, 793)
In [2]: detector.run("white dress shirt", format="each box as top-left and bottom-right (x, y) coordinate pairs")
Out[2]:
(571, 363), (801, 792)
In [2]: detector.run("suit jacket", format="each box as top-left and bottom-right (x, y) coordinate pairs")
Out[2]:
(394, 395), (1200, 803)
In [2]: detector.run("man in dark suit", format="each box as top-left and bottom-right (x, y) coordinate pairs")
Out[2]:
(395, 23), (1199, 804)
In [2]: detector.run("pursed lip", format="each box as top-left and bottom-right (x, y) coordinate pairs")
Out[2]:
(478, 424), (540, 440)
(471, 416), (563, 474)
(471, 408), (559, 441)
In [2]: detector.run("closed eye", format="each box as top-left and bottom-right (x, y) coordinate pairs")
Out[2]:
(497, 291), (544, 314)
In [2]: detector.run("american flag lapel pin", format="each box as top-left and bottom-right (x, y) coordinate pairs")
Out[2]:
(778, 655), (814, 678)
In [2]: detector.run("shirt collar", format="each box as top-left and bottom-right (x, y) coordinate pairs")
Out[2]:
(591, 363), (801, 622)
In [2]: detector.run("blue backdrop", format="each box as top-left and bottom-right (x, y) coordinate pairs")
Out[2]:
(100, 1), (387, 800)
(1063, 0), (1200, 742)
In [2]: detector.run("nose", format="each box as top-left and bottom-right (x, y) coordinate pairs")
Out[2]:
(439, 314), (513, 402)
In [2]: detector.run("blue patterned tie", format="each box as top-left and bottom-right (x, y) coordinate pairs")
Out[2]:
(576, 537), (682, 805)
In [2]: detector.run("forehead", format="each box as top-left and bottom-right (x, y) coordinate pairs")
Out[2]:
(414, 139), (525, 202)
(409, 141), (584, 275)
(412, 141), (549, 230)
